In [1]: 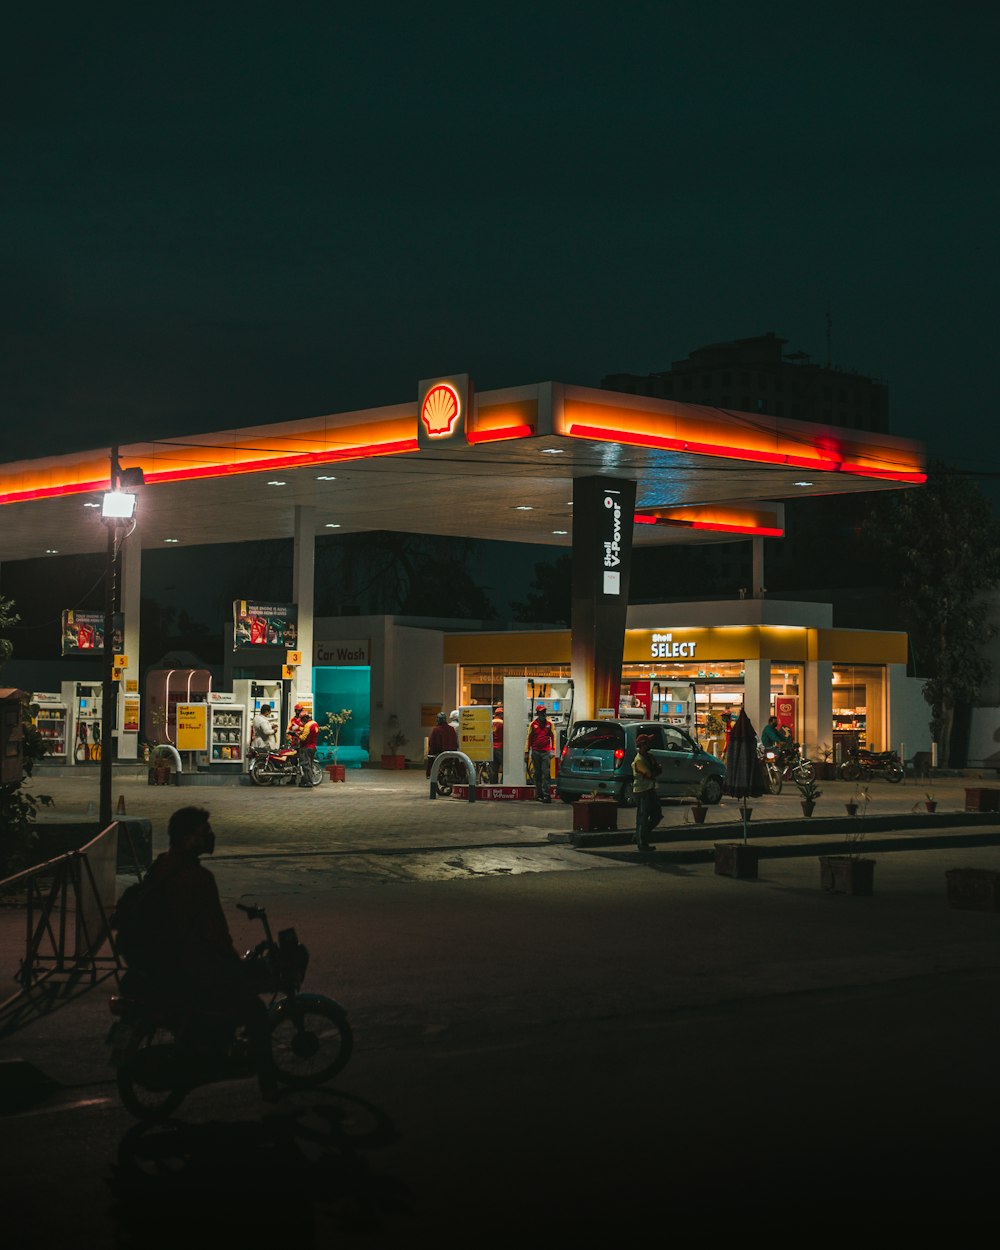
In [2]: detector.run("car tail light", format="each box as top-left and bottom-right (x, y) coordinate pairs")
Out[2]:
(614, 748), (625, 766)
(561, 745), (568, 760)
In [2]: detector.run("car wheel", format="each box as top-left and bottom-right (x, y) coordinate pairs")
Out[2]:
(700, 775), (723, 806)
(617, 781), (635, 808)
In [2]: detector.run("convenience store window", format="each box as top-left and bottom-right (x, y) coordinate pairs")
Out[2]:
(832, 664), (886, 754)
(458, 665), (570, 710)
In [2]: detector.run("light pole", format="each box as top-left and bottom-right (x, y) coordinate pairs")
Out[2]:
(99, 447), (141, 828)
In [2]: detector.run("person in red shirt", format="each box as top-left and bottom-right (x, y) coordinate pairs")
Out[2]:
(426, 712), (458, 777)
(525, 704), (555, 802)
(287, 703), (319, 787)
(491, 705), (504, 783)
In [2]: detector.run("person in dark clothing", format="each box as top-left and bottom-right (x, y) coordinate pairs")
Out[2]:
(150, 806), (277, 1099)
(426, 711), (458, 776)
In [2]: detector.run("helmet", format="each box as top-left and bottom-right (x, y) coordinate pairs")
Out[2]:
(494, 705), (503, 715)
(294, 702), (304, 713)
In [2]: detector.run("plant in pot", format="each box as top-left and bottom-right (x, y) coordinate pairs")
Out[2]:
(845, 784), (870, 818)
(795, 776), (822, 816)
(150, 744), (173, 786)
(381, 716), (408, 769)
(819, 820), (875, 895)
(688, 799), (708, 825)
(813, 741), (835, 780)
(321, 708), (352, 780)
(925, 791), (937, 813)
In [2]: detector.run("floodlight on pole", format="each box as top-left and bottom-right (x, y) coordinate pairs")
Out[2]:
(101, 491), (137, 520)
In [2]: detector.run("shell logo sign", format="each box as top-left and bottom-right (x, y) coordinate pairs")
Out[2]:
(420, 383), (461, 438)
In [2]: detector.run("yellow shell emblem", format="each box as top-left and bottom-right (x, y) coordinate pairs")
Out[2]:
(421, 383), (461, 437)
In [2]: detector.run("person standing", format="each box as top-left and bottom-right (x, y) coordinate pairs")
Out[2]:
(427, 711), (458, 776)
(287, 702), (319, 787)
(491, 705), (504, 783)
(632, 734), (662, 852)
(525, 704), (555, 803)
(250, 703), (276, 753)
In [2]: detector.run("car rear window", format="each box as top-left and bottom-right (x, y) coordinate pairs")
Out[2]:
(567, 723), (625, 750)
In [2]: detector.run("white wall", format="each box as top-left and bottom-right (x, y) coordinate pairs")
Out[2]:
(887, 666), (931, 762)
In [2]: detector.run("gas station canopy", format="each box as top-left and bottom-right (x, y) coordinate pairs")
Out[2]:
(0, 379), (926, 562)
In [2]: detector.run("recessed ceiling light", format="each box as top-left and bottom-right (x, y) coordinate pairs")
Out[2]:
(325, 523), (341, 528)
(515, 505), (533, 511)
(567, 501), (573, 506)
(163, 538), (179, 543)
(83, 501), (100, 508)
(552, 530), (568, 535)
(45, 549), (59, 554)
(794, 480), (813, 487)
(267, 480), (286, 486)
(316, 475), (337, 481)
(541, 448), (564, 455)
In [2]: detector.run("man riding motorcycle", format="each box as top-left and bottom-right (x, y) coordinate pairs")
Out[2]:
(141, 806), (277, 1098)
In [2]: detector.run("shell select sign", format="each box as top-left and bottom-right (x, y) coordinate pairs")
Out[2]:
(420, 383), (461, 437)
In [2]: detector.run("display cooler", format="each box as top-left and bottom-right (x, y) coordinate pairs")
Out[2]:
(233, 678), (282, 748)
(33, 692), (68, 761)
(208, 701), (246, 764)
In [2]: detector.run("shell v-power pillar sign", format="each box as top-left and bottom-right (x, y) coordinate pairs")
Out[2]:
(571, 476), (637, 722)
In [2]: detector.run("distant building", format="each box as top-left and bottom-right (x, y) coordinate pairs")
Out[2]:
(602, 331), (889, 433)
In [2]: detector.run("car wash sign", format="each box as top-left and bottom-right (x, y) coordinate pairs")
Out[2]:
(417, 374), (473, 449)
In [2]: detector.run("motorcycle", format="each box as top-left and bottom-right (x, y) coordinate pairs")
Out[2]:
(758, 740), (815, 795)
(839, 746), (904, 783)
(248, 742), (323, 787)
(107, 902), (353, 1121)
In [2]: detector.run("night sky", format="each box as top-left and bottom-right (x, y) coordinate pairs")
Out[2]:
(3, 2), (998, 474)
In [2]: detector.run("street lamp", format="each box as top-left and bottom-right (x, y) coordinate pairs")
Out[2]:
(99, 448), (143, 828)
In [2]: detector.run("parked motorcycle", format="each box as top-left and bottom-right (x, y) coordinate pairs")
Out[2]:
(839, 746), (904, 783)
(758, 741), (815, 795)
(248, 743), (323, 787)
(107, 902), (353, 1121)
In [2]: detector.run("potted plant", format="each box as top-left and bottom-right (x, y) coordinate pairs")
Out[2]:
(321, 708), (352, 781)
(149, 744), (173, 786)
(819, 816), (875, 895)
(844, 784), (870, 818)
(795, 776), (822, 817)
(924, 791), (938, 813)
(689, 799), (708, 825)
(813, 741), (835, 780)
(381, 716), (408, 769)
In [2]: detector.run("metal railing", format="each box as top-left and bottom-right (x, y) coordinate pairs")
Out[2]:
(0, 821), (143, 1015)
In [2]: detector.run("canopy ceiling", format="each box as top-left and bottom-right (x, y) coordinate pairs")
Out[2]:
(0, 381), (925, 563)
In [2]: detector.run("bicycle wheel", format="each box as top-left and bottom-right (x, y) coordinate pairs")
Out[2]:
(116, 1025), (190, 1122)
(270, 997), (353, 1089)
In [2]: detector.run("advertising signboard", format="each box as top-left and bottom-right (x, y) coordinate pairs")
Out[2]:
(61, 610), (124, 656)
(176, 703), (209, 751)
(233, 601), (299, 649)
(458, 705), (491, 762)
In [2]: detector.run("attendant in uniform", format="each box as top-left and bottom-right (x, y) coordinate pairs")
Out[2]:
(491, 705), (504, 783)
(525, 704), (555, 803)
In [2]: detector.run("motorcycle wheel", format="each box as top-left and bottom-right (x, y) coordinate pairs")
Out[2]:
(840, 761), (862, 782)
(436, 762), (458, 797)
(793, 761), (816, 784)
(309, 759), (324, 786)
(248, 758), (273, 787)
(767, 763), (783, 795)
(885, 761), (904, 783)
(270, 998), (353, 1089)
(117, 1025), (190, 1122)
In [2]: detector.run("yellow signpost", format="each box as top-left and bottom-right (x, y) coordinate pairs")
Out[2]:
(176, 703), (209, 752)
(458, 706), (491, 762)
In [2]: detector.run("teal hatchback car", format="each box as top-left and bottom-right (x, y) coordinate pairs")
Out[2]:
(556, 719), (726, 806)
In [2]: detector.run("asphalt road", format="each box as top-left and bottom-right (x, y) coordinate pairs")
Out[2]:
(4, 844), (1000, 1244)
